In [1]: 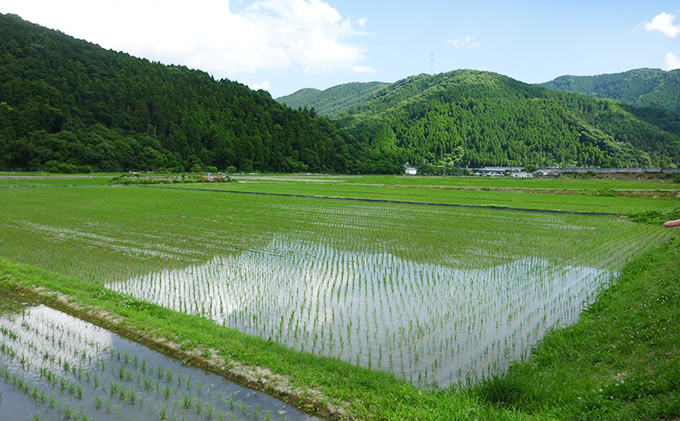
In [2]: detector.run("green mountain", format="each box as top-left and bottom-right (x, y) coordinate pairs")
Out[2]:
(276, 82), (389, 117)
(3, 14), (679, 173)
(539, 68), (680, 114)
(0, 14), (404, 174)
(331, 70), (680, 168)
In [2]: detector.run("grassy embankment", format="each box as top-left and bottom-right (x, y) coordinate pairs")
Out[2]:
(161, 174), (680, 215)
(0, 258), (527, 420)
(1, 235), (678, 420)
(473, 235), (680, 420)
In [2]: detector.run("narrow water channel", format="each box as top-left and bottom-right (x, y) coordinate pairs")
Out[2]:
(0, 289), (321, 421)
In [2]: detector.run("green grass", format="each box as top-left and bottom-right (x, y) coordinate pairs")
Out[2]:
(0, 177), (678, 419)
(232, 174), (679, 191)
(1, 238), (678, 420)
(3, 171), (678, 191)
(0, 259), (527, 420)
(0, 185), (669, 281)
(161, 176), (680, 215)
(472, 237), (680, 420)
(0, 176), (112, 187)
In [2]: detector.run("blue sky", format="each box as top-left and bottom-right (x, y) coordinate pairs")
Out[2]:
(3, 0), (679, 97)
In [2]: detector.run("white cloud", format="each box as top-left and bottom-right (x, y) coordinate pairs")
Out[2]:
(447, 36), (479, 49)
(1, 0), (373, 77)
(644, 12), (680, 38)
(666, 52), (680, 70)
(357, 17), (368, 28)
(250, 81), (272, 91)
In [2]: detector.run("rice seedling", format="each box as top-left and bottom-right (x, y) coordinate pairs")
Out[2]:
(1, 181), (674, 416)
(182, 392), (192, 410)
(93, 395), (103, 410)
(2, 296), (302, 421)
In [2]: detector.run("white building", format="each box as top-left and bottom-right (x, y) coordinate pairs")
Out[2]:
(405, 166), (417, 175)
(475, 166), (523, 177)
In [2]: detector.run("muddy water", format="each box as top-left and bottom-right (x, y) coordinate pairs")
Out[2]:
(0, 289), (320, 421)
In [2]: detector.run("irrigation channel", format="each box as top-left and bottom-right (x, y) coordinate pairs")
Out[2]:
(0, 289), (320, 421)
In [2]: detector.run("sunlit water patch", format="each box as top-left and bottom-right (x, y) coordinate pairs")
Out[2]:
(0, 291), (320, 421)
(106, 237), (615, 388)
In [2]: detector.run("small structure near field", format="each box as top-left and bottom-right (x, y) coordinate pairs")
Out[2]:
(474, 166), (523, 177)
(405, 166), (417, 175)
(534, 169), (559, 178)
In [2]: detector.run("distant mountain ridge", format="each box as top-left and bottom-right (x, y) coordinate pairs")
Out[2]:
(281, 70), (680, 168)
(276, 82), (389, 117)
(539, 68), (680, 113)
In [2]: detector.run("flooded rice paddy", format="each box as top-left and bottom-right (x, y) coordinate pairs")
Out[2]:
(107, 237), (614, 387)
(0, 188), (670, 389)
(0, 290), (320, 421)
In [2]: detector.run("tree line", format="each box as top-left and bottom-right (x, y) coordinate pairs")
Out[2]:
(0, 14), (402, 174)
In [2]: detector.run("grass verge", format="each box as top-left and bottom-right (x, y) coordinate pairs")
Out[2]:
(472, 236), (680, 420)
(1, 236), (678, 420)
(0, 258), (527, 420)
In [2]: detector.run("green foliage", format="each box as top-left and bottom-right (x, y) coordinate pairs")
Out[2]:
(3, 13), (679, 175)
(472, 239), (680, 420)
(628, 208), (680, 225)
(675, 174), (680, 184)
(522, 164), (538, 173)
(335, 70), (680, 168)
(540, 68), (680, 113)
(276, 82), (390, 117)
(0, 14), (397, 174)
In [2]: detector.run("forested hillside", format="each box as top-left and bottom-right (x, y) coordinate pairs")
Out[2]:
(333, 71), (680, 168)
(539, 68), (680, 113)
(276, 82), (389, 117)
(0, 14), (403, 174)
(3, 14), (680, 173)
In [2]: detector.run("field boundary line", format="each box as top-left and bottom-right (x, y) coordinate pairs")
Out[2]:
(0, 183), (620, 216)
(138, 185), (620, 217)
(0, 184), (106, 189)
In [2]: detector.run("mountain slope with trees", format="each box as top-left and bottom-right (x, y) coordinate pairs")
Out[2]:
(276, 81), (389, 117)
(539, 68), (680, 114)
(3, 13), (679, 173)
(0, 14), (405, 174)
(329, 70), (680, 168)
